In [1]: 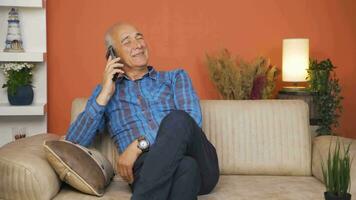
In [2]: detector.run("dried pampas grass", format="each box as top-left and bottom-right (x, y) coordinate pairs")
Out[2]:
(205, 49), (279, 100)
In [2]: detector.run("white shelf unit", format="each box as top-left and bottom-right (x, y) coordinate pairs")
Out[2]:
(0, 52), (45, 62)
(0, 0), (44, 8)
(0, 1), (47, 147)
(0, 103), (46, 116)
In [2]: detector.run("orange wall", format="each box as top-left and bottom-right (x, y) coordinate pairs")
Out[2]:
(47, 0), (356, 137)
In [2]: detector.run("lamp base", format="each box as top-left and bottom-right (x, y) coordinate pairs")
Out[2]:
(281, 86), (307, 92)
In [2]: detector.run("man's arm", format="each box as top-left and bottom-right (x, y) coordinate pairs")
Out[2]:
(172, 69), (202, 127)
(65, 85), (106, 146)
(66, 56), (124, 145)
(117, 139), (142, 184)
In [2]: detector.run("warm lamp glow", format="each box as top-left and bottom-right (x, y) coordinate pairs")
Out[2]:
(282, 39), (309, 82)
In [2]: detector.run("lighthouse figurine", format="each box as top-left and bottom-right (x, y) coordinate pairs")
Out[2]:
(4, 8), (24, 52)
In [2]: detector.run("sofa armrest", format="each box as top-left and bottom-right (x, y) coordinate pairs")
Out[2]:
(312, 135), (356, 195)
(0, 134), (61, 200)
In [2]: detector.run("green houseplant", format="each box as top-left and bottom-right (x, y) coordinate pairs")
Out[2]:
(321, 138), (352, 200)
(307, 59), (343, 135)
(205, 49), (279, 100)
(0, 62), (35, 105)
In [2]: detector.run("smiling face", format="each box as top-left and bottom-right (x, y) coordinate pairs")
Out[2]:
(110, 24), (149, 70)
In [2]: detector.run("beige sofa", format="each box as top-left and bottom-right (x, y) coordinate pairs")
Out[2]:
(1, 99), (356, 200)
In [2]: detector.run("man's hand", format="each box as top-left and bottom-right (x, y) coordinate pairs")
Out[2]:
(117, 140), (142, 184)
(96, 56), (124, 106)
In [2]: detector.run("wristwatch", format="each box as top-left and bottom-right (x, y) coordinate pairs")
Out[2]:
(137, 136), (150, 152)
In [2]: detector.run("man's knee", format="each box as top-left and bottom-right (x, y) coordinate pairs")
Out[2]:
(161, 110), (193, 128)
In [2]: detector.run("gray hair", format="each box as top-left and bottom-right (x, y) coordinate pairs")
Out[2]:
(104, 33), (114, 48)
(104, 22), (130, 48)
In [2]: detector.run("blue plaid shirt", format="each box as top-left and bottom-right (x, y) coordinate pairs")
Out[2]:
(66, 66), (202, 153)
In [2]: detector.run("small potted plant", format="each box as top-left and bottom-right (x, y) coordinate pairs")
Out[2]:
(0, 62), (35, 105)
(321, 138), (352, 200)
(307, 59), (343, 135)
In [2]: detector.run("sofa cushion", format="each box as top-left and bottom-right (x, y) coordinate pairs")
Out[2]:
(0, 134), (61, 200)
(43, 140), (114, 196)
(204, 175), (325, 200)
(200, 100), (312, 176)
(52, 175), (325, 200)
(52, 176), (130, 200)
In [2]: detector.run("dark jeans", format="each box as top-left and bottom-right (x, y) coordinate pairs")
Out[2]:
(130, 110), (220, 200)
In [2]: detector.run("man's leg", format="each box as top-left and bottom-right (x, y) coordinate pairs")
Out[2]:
(167, 156), (201, 200)
(131, 110), (219, 200)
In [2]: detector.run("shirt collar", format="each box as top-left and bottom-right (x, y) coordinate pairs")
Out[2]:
(117, 66), (157, 83)
(147, 66), (157, 80)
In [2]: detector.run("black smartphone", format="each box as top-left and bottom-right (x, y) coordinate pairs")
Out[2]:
(106, 45), (123, 81)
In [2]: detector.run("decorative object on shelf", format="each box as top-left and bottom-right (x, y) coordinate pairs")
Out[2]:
(282, 38), (309, 91)
(205, 49), (279, 100)
(12, 127), (27, 141)
(307, 59), (343, 135)
(7, 85), (34, 105)
(4, 8), (24, 52)
(321, 138), (352, 200)
(0, 62), (35, 105)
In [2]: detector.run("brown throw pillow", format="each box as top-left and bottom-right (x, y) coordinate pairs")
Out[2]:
(43, 140), (114, 196)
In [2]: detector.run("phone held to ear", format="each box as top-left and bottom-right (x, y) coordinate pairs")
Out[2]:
(106, 45), (123, 82)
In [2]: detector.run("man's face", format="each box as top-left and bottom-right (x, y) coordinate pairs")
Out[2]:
(111, 25), (149, 69)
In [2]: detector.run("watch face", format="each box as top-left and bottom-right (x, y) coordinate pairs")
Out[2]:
(139, 140), (149, 149)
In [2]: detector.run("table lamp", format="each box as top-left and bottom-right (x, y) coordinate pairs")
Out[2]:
(282, 38), (309, 91)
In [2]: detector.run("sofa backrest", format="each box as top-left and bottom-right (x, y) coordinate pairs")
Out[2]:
(70, 99), (311, 176)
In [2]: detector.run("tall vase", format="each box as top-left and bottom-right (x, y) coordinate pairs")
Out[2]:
(7, 85), (34, 105)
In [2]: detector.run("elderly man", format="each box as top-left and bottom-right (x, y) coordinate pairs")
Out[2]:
(66, 22), (219, 200)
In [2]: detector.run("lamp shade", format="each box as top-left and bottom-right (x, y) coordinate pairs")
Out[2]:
(282, 39), (309, 82)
